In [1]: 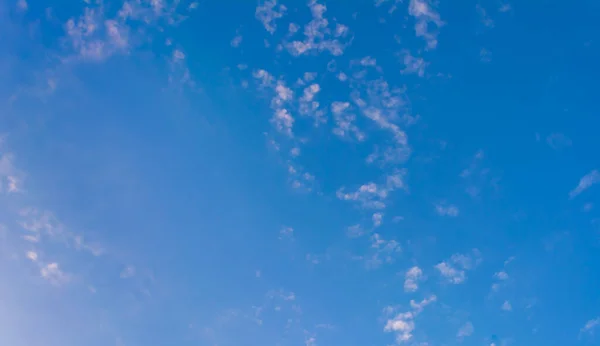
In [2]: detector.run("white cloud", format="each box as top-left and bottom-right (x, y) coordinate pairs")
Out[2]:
(434, 203), (459, 217)
(408, 0), (444, 49)
(501, 300), (512, 311)
(581, 317), (600, 336)
(457, 321), (474, 338)
(255, 0), (287, 34)
(404, 266), (423, 292)
(569, 170), (600, 199)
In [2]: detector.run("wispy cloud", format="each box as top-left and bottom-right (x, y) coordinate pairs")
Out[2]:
(569, 170), (600, 199)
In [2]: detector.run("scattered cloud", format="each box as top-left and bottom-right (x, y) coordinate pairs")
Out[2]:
(569, 170), (600, 199)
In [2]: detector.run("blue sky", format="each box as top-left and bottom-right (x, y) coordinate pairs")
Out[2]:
(1, 0), (600, 345)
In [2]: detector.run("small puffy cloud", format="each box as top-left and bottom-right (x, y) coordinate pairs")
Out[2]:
(457, 321), (474, 338)
(435, 203), (459, 217)
(569, 170), (600, 199)
(501, 300), (512, 311)
(404, 266), (423, 292)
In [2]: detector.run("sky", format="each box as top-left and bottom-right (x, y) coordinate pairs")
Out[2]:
(1, 0), (600, 345)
